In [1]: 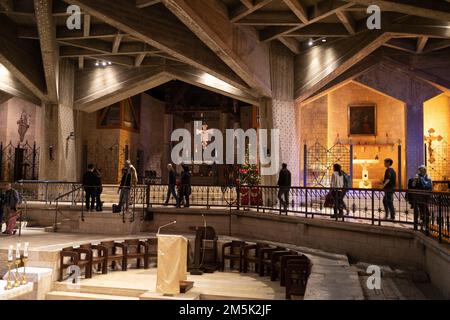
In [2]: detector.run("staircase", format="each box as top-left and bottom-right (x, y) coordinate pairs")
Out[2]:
(47, 282), (144, 300)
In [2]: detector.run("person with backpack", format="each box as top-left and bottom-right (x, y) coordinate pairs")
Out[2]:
(2, 183), (21, 235)
(117, 160), (138, 213)
(408, 165), (432, 222)
(330, 164), (349, 218)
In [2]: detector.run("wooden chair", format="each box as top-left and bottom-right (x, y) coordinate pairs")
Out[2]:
(80, 243), (108, 275)
(270, 250), (296, 281)
(99, 241), (127, 271)
(280, 254), (309, 287)
(221, 240), (246, 272)
(258, 246), (284, 277)
(285, 259), (311, 299)
(58, 246), (92, 282)
(146, 237), (158, 266)
(124, 239), (149, 269)
(242, 242), (269, 273)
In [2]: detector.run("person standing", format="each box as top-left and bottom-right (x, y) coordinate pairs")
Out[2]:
(3, 183), (20, 235)
(382, 158), (397, 220)
(118, 160), (138, 213)
(277, 163), (291, 213)
(180, 164), (191, 208)
(409, 165), (432, 222)
(330, 164), (345, 218)
(83, 164), (99, 212)
(164, 164), (180, 207)
(94, 168), (103, 212)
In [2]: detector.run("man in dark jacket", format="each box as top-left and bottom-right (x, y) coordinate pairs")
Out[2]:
(83, 164), (100, 212)
(382, 158), (397, 220)
(164, 164), (180, 207)
(118, 160), (138, 213)
(277, 163), (291, 213)
(408, 165), (432, 222)
(180, 165), (192, 208)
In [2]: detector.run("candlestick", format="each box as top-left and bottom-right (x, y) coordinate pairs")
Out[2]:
(13, 258), (21, 287)
(4, 261), (13, 290)
(21, 257), (28, 285)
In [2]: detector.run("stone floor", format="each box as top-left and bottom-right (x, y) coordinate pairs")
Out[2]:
(353, 262), (444, 300)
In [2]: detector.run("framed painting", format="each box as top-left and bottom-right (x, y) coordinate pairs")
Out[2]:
(348, 104), (377, 136)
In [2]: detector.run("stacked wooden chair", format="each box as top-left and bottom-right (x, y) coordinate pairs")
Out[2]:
(221, 240), (246, 272)
(58, 237), (158, 282)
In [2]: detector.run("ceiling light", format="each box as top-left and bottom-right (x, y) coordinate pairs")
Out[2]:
(308, 40), (313, 46)
(322, 39), (327, 43)
(95, 61), (99, 67)
(102, 61), (107, 66)
(108, 61), (112, 65)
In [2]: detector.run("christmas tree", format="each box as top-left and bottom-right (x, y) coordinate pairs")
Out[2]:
(238, 149), (261, 186)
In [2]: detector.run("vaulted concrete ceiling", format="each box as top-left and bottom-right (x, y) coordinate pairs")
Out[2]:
(0, 0), (449, 107)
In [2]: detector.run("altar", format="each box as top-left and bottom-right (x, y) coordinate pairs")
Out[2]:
(0, 281), (33, 300)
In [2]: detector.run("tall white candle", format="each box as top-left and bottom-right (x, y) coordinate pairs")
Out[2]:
(23, 242), (29, 258)
(16, 243), (21, 259)
(7, 245), (13, 262)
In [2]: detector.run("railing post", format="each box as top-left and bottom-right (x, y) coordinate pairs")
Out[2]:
(305, 188), (309, 218)
(236, 185), (240, 210)
(371, 190), (375, 226)
(32, 142), (37, 180)
(45, 182), (49, 204)
(54, 200), (59, 233)
(0, 142), (3, 181)
(207, 187), (210, 209)
(81, 189), (85, 222)
(438, 195), (442, 243)
(256, 186), (260, 213)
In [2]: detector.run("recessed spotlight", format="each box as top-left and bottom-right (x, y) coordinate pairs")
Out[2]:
(308, 40), (313, 46)
(95, 61), (99, 67)
(322, 39), (327, 43)
(108, 61), (112, 65)
(102, 61), (107, 66)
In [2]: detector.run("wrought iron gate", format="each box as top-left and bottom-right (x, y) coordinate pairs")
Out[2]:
(305, 142), (350, 187)
(0, 141), (40, 181)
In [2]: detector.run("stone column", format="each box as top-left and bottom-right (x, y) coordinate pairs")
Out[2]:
(38, 60), (77, 181)
(406, 101), (424, 181)
(162, 112), (173, 183)
(262, 42), (300, 186)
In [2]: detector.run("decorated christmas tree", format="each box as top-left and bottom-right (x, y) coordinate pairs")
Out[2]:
(238, 149), (261, 186)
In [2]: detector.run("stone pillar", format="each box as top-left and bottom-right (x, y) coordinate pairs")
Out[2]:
(39, 60), (77, 181)
(262, 42), (300, 186)
(406, 101), (424, 181)
(162, 112), (173, 183)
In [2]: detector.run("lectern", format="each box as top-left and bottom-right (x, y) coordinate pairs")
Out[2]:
(156, 234), (191, 295)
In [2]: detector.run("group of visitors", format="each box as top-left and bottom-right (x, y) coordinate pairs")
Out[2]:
(328, 158), (432, 220)
(0, 183), (21, 236)
(82, 164), (103, 212)
(164, 164), (192, 208)
(276, 159), (433, 221)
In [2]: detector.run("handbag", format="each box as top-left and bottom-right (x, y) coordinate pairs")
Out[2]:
(324, 192), (334, 208)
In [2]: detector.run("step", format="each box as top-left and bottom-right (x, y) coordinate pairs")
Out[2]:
(46, 291), (139, 300)
(52, 282), (147, 298)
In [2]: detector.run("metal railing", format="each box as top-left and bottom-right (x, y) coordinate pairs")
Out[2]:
(10, 181), (449, 244)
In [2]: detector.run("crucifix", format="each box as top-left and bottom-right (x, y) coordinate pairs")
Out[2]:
(424, 128), (443, 164)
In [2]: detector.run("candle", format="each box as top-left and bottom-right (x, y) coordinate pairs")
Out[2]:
(7, 245), (13, 262)
(16, 243), (21, 260)
(23, 242), (29, 258)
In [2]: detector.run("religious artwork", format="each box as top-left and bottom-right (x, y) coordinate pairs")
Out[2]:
(348, 105), (377, 136)
(17, 110), (30, 143)
(424, 128), (443, 164)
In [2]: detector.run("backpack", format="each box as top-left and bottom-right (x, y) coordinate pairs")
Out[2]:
(343, 172), (351, 189)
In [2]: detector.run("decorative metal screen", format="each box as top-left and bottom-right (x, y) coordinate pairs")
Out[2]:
(306, 142), (350, 187)
(0, 141), (40, 182)
(427, 140), (450, 181)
